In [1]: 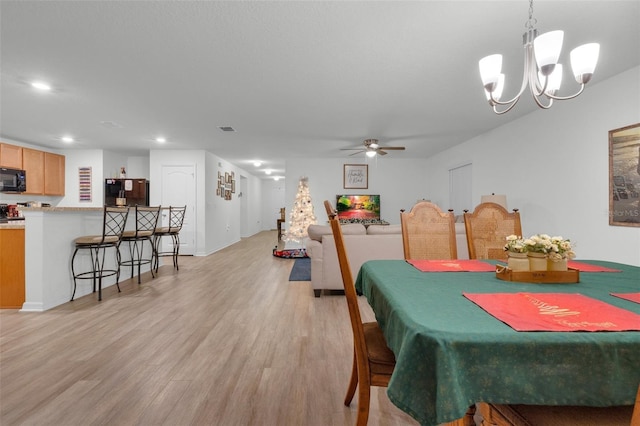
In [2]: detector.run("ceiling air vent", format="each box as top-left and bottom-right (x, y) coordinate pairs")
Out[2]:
(218, 126), (235, 132)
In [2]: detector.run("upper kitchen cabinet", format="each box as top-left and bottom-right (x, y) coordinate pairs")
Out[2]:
(22, 148), (45, 194)
(1, 143), (65, 196)
(44, 152), (65, 195)
(23, 149), (66, 196)
(0, 143), (23, 169)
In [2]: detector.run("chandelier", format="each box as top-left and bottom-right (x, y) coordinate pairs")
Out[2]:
(479, 0), (600, 115)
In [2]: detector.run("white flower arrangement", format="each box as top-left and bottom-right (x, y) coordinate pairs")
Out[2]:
(548, 236), (576, 261)
(504, 235), (527, 253)
(523, 234), (554, 254)
(506, 234), (576, 261)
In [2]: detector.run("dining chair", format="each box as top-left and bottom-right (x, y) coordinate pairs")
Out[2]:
(399, 201), (457, 260)
(119, 205), (161, 284)
(326, 200), (475, 426)
(152, 205), (187, 272)
(71, 206), (129, 301)
(463, 202), (522, 260)
(325, 200), (396, 426)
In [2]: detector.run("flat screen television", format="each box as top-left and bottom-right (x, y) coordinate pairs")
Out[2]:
(336, 194), (380, 220)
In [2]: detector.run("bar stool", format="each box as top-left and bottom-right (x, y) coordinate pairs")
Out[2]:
(119, 205), (161, 284)
(71, 206), (129, 301)
(153, 205), (186, 272)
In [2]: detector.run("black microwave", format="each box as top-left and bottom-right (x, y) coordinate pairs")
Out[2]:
(0, 167), (27, 192)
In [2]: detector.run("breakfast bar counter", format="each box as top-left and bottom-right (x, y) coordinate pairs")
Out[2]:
(20, 207), (123, 311)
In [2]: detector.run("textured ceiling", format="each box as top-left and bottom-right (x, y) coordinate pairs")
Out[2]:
(1, 1), (639, 179)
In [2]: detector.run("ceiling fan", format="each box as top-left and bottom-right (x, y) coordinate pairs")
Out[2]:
(341, 139), (406, 157)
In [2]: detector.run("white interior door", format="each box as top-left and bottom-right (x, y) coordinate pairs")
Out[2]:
(449, 163), (472, 215)
(161, 165), (196, 255)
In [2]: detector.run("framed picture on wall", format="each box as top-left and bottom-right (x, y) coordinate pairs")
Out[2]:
(609, 122), (640, 227)
(343, 164), (368, 189)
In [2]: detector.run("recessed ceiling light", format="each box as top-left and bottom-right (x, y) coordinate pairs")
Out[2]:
(61, 136), (74, 143)
(273, 176), (281, 181)
(155, 137), (166, 143)
(253, 161), (262, 167)
(265, 169), (272, 175)
(31, 81), (51, 91)
(218, 126), (235, 132)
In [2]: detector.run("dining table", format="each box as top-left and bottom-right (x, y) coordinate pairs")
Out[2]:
(354, 259), (640, 426)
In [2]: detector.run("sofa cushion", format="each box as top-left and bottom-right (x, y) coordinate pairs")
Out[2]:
(307, 224), (332, 242)
(367, 224), (402, 235)
(341, 223), (367, 235)
(307, 223), (366, 241)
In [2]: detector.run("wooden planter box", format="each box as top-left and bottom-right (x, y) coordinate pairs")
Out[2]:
(496, 265), (580, 284)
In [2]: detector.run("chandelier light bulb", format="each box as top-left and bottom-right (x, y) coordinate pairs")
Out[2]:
(534, 30), (564, 75)
(479, 54), (503, 89)
(570, 43), (600, 84)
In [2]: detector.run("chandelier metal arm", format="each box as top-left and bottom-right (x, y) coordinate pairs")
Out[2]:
(487, 46), (531, 112)
(544, 84), (586, 101)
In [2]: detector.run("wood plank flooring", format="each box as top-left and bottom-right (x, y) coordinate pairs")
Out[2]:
(0, 231), (418, 426)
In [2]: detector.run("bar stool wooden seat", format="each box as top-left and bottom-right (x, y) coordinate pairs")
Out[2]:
(119, 205), (161, 284)
(71, 206), (129, 301)
(152, 205), (186, 272)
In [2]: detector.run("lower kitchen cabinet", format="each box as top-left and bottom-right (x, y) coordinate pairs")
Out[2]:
(0, 228), (25, 309)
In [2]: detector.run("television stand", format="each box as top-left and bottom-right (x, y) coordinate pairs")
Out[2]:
(338, 218), (390, 228)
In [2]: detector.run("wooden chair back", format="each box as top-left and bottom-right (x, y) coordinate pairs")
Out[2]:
(325, 200), (398, 426)
(400, 201), (457, 260)
(463, 202), (522, 260)
(326, 203), (368, 381)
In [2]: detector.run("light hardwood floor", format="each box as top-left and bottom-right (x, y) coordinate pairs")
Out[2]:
(0, 231), (418, 426)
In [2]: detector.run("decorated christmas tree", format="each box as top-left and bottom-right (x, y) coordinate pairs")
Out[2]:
(283, 177), (317, 243)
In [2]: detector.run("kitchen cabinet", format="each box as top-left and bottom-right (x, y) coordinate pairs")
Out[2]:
(20, 147), (65, 196)
(22, 148), (45, 194)
(0, 228), (25, 309)
(44, 152), (65, 195)
(0, 143), (23, 169)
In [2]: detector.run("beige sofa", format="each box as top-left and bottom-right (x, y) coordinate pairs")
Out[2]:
(306, 222), (469, 297)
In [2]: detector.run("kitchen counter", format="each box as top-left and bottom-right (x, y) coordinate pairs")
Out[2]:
(19, 207), (148, 311)
(0, 220), (25, 229)
(21, 206), (103, 212)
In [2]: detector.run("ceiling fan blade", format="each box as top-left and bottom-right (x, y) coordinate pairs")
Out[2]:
(341, 148), (366, 151)
(378, 146), (405, 150)
(378, 150), (388, 156)
(349, 150), (365, 156)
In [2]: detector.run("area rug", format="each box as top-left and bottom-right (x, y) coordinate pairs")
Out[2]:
(289, 257), (311, 281)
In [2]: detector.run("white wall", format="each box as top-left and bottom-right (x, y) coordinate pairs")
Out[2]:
(424, 66), (640, 265)
(58, 149), (104, 208)
(285, 157), (430, 227)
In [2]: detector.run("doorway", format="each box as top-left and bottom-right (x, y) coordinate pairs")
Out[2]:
(160, 165), (196, 255)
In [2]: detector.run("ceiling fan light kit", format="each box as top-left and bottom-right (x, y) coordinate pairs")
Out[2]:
(479, 0), (599, 115)
(341, 138), (406, 157)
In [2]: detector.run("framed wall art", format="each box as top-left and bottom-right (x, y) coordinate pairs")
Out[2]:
(343, 164), (368, 189)
(609, 122), (640, 227)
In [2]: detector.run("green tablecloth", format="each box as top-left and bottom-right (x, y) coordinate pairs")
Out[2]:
(354, 260), (640, 426)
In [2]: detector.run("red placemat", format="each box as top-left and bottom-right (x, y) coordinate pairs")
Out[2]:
(407, 259), (495, 272)
(611, 293), (640, 304)
(463, 292), (640, 331)
(567, 261), (621, 272)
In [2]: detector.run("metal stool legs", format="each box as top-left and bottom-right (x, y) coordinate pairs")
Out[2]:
(71, 243), (122, 301)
